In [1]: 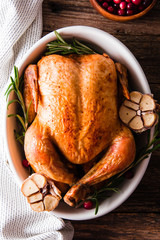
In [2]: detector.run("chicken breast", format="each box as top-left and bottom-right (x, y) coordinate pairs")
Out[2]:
(33, 54), (118, 164)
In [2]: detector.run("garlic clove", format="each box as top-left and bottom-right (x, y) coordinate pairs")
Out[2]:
(27, 192), (43, 204)
(140, 95), (156, 112)
(123, 99), (139, 111)
(21, 179), (39, 197)
(30, 201), (44, 212)
(142, 113), (157, 128)
(119, 105), (136, 124)
(43, 194), (60, 211)
(130, 91), (142, 104)
(129, 115), (144, 132)
(32, 173), (47, 189)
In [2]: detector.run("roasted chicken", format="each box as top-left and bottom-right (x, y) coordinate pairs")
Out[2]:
(23, 53), (136, 210)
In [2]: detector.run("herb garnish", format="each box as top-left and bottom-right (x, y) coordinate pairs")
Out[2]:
(5, 66), (31, 144)
(45, 31), (96, 55)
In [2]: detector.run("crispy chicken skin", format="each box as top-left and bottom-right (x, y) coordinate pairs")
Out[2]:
(24, 53), (136, 205)
(25, 54), (118, 163)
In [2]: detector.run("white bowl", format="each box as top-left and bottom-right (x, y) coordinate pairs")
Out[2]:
(4, 26), (153, 220)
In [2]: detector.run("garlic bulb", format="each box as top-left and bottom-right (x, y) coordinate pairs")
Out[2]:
(21, 173), (61, 212)
(119, 91), (159, 133)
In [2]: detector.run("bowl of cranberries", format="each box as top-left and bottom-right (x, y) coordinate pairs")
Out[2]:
(90, 0), (157, 21)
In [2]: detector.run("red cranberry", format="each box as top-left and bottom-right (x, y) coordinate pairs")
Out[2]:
(125, 0), (131, 2)
(132, 0), (141, 5)
(107, 6), (114, 13)
(126, 9), (134, 15)
(124, 170), (134, 179)
(83, 200), (93, 210)
(102, 2), (109, 8)
(120, 1), (127, 9)
(113, 0), (121, 3)
(127, 3), (134, 9)
(118, 9), (126, 15)
(22, 159), (30, 168)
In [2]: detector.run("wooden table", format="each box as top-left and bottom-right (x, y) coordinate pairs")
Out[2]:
(42, 1), (160, 239)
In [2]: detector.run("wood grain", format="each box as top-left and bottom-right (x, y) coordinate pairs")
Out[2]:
(42, 1), (160, 239)
(73, 213), (160, 240)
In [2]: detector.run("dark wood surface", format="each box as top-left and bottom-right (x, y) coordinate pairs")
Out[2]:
(42, 1), (160, 239)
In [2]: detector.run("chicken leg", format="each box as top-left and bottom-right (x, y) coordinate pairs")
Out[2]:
(24, 117), (76, 185)
(64, 124), (136, 206)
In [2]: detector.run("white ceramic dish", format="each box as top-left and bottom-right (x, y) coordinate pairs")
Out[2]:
(4, 26), (153, 220)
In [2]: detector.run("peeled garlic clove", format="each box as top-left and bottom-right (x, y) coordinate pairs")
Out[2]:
(119, 91), (158, 133)
(21, 173), (62, 212)
(21, 179), (39, 197)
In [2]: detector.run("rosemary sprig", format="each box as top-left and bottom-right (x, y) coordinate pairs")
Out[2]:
(5, 66), (30, 144)
(90, 185), (120, 215)
(45, 31), (96, 55)
(87, 123), (160, 215)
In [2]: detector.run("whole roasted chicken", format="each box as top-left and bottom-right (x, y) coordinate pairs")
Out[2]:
(22, 53), (136, 211)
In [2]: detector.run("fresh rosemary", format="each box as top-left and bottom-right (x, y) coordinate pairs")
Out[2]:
(5, 66), (30, 144)
(87, 123), (160, 215)
(45, 31), (96, 55)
